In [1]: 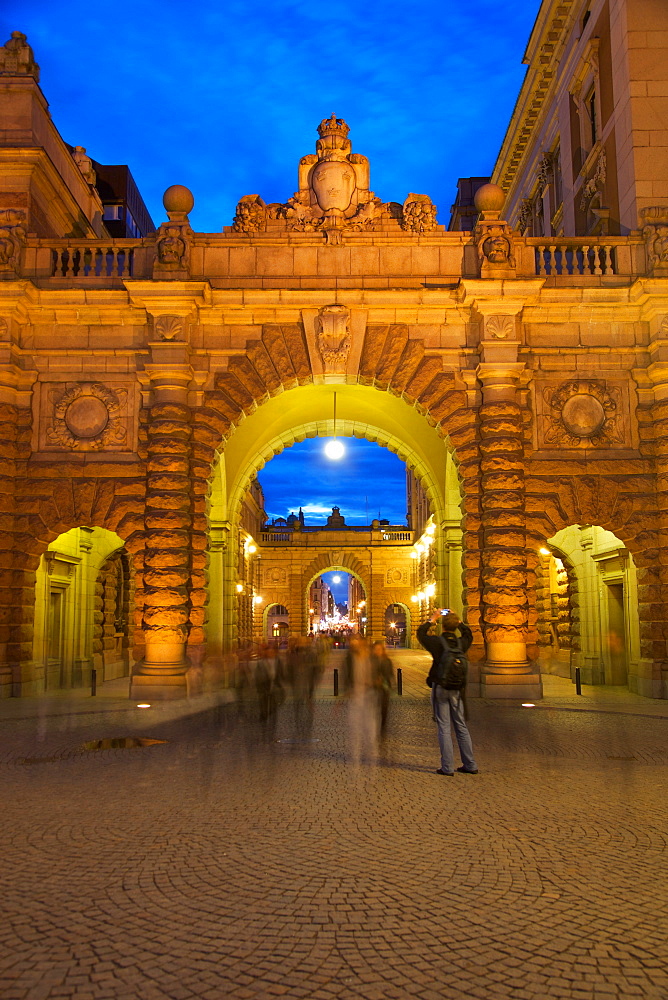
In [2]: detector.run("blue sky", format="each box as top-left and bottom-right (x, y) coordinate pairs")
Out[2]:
(258, 438), (408, 526)
(5, 0), (537, 232)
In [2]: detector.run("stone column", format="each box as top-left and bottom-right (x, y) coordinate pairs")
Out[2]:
(478, 362), (542, 699)
(131, 348), (194, 699)
(642, 358), (668, 697)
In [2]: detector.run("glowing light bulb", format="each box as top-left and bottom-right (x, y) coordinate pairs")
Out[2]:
(324, 439), (345, 460)
(332, 575), (341, 584)
(236, 583), (243, 593)
(248, 544), (257, 554)
(426, 524), (435, 535)
(539, 547), (550, 556)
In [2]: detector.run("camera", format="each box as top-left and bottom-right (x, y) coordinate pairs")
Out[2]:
(440, 608), (450, 615)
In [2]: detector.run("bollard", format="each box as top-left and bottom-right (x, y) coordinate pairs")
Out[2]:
(397, 667), (403, 696)
(333, 667), (339, 697)
(575, 666), (582, 696)
(91, 668), (97, 697)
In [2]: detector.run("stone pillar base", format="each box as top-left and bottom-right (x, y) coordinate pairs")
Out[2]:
(130, 673), (188, 700)
(481, 671), (543, 700)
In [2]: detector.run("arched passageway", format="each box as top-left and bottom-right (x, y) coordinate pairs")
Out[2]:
(32, 526), (130, 694)
(536, 525), (641, 692)
(205, 382), (466, 670)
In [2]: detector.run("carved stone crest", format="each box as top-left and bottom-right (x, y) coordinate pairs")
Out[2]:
(231, 116), (400, 244)
(46, 383), (127, 451)
(264, 566), (287, 587)
(542, 380), (624, 448)
(316, 305), (351, 373)
(484, 315), (515, 340)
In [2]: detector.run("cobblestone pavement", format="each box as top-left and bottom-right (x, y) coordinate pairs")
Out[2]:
(2, 651), (667, 1000)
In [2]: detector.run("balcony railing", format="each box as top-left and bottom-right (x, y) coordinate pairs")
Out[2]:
(50, 242), (138, 278)
(527, 237), (644, 277)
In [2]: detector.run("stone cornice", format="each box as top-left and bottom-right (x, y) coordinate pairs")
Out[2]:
(492, 0), (579, 204)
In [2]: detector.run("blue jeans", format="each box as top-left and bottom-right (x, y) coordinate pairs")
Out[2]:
(431, 686), (477, 774)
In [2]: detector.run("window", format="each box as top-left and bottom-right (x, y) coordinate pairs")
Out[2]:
(585, 86), (598, 148)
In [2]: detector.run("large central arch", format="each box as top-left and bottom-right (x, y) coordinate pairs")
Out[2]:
(207, 382), (464, 655)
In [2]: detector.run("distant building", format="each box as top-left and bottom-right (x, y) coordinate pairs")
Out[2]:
(92, 162), (155, 238)
(447, 177), (490, 231)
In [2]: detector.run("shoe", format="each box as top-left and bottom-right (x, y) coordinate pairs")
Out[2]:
(435, 768), (454, 776)
(456, 766), (478, 774)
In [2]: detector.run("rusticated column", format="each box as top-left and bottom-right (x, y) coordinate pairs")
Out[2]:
(641, 360), (668, 697)
(477, 363), (542, 699)
(131, 359), (193, 699)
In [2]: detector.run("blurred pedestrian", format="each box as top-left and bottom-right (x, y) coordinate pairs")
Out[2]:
(370, 640), (394, 737)
(417, 610), (478, 776)
(343, 635), (378, 764)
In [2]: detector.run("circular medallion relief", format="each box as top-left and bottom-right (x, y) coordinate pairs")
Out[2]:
(561, 394), (605, 438)
(64, 396), (109, 439)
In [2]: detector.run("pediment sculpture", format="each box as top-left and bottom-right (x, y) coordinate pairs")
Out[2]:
(232, 116), (439, 244)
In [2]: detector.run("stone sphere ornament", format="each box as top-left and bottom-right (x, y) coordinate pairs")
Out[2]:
(163, 185), (194, 217)
(474, 183), (506, 215)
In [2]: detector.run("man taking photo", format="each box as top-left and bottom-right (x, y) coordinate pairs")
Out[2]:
(417, 609), (478, 777)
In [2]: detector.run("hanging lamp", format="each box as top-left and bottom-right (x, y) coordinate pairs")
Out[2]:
(324, 391), (344, 459)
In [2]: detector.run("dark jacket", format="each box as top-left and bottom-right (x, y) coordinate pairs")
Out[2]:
(416, 619), (473, 688)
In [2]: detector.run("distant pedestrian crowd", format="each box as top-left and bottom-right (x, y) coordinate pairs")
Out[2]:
(228, 613), (478, 776)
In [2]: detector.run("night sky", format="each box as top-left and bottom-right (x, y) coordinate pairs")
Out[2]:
(258, 437), (408, 526)
(5, 1), (537, 233)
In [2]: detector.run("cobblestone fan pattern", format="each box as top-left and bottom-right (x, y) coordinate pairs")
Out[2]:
(1, 678), (667, 1000)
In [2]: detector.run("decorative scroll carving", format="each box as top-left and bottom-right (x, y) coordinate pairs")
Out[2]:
(154, 315), (184, 342)
(233, 195), (267, 234)
(517, 199), (532, 235)
(401, 194), (438, 233)
(542, 380), (624, 448)
(46, 383), (127, 451)
(580, 147), (607, 212)
(538, 153), (554, 189)
(316, 304), (351, 373)
(0, 31), (39, 80)
(485, 315), (515, 340)
(640, 207), (668, 269)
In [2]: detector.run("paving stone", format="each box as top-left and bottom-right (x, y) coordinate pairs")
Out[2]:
(1, 676), (666, 1000)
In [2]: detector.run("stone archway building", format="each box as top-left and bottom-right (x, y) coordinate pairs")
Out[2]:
(0, 32), (667, 701)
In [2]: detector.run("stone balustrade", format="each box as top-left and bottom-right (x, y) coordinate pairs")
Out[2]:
(528, 237), (646, 277)
(17, 232), (650, 286)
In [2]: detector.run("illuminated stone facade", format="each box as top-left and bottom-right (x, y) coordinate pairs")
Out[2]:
(1, 15), (667, 701)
